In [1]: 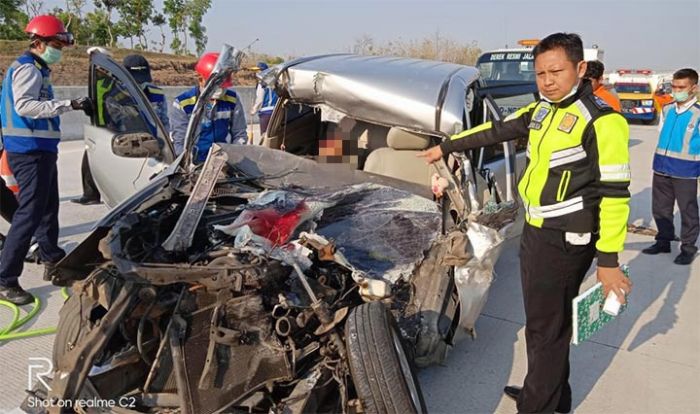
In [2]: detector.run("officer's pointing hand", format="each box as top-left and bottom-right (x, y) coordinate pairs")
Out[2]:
(597, 266), (632, 304)
(418, 146), (443, 164)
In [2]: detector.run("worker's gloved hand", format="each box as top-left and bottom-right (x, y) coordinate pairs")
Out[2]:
(71, 97), (93, 116)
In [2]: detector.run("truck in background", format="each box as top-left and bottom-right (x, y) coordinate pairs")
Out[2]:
(608, 69), (673, 124)
(476, 39), (604, 116)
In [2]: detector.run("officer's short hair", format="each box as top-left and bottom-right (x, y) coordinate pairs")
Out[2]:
(533, 33), (584, 65)
(584, 60), (605, 80)
(673, 68), (699, 85)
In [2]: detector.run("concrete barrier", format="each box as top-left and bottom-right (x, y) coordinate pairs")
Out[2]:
(53, 85), (257, 140)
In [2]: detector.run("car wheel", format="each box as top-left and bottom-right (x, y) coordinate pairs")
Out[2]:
(52, 288), (102, 364)
(345, 301), (427, 414)
(52, 268), (116, 365)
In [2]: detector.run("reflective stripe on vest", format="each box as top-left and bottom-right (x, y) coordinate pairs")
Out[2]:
(527, 196), (584, 219)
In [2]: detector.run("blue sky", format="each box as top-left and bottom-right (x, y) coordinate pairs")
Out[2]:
(44, 0), (699, 71)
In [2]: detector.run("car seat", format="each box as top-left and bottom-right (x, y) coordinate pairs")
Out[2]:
(363, 127), (432, 187)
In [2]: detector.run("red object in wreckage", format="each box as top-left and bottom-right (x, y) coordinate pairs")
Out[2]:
(237, 201), (310, 245)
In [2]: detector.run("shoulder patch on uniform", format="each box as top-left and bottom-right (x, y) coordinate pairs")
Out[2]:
(592, 95), (610, 110)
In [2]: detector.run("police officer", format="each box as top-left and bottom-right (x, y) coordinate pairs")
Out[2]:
(250, 61), (278, 140)
(0, 15), (91, 305)
(419, 33), (632, 413)
(642, 68), (699, 265)
(170, 52), (248, 163)
(73, 53), (170, 205)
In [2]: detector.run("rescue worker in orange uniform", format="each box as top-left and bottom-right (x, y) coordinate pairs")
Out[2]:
(584, 60), (621, 112)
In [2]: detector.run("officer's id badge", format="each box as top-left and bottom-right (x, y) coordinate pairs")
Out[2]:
(528, 107), (550, 130)
(557, 113), (578, 133)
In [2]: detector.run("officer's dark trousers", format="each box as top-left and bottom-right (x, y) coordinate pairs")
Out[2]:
(80, 151), (101, 201)
(652, 173), (699, 254)
(0, 151), (64, 287)
(518, 224), (596, 414)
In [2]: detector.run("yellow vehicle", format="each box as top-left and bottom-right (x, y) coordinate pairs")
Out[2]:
(609, 69), (671, 124)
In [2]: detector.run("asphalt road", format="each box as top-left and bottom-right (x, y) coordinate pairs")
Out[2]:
(0, 124), (698, 413)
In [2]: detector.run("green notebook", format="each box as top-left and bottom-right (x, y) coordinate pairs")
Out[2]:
(572, 265), (630, 345)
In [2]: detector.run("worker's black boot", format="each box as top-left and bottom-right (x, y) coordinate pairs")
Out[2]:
(641, 241), (671, 255)
(0, 284), (34, 306)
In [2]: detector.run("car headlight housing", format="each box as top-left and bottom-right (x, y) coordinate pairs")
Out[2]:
(641, 100), (653, 106)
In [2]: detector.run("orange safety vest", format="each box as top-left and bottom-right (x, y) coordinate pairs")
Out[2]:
(0, 150), (19, 195)
(594, 85), (622, 112)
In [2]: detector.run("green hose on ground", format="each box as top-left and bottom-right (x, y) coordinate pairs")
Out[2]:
(0, 287), (70, 341)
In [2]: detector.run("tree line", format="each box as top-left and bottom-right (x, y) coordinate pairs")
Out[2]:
(0, 0), (212, 55)
(352, 32), (482, 66)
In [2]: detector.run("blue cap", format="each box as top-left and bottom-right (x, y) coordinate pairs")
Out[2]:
(123, 54), (152, 84)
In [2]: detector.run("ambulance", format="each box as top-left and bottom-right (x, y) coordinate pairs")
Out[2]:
(608, 69), (672, 124)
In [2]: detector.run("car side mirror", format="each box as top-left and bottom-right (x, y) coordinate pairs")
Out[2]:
(112, 133), (161, 158)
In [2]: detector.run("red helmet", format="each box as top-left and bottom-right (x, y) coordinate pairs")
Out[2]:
(25, 15), (74, 45)
(195, 52), (232, 87)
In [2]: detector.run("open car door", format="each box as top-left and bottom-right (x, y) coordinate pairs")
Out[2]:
(471, 82), (539, 203)
(85, 51), (175, 208)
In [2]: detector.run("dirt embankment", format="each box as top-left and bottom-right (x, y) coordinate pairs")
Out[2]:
(0, 41), (258, 86)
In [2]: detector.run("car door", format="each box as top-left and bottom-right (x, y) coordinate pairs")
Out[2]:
(473, 83), (539, 203)
(85, 52), (175, 208)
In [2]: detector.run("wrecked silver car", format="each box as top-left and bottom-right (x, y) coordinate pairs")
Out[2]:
(24, 47), (534, 414)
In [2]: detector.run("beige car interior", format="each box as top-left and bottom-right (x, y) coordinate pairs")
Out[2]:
(363, 127), (433, 187)
(264, 103), (436, 188)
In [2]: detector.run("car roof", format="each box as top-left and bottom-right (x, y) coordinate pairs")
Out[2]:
(275, 54), (480, 137)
